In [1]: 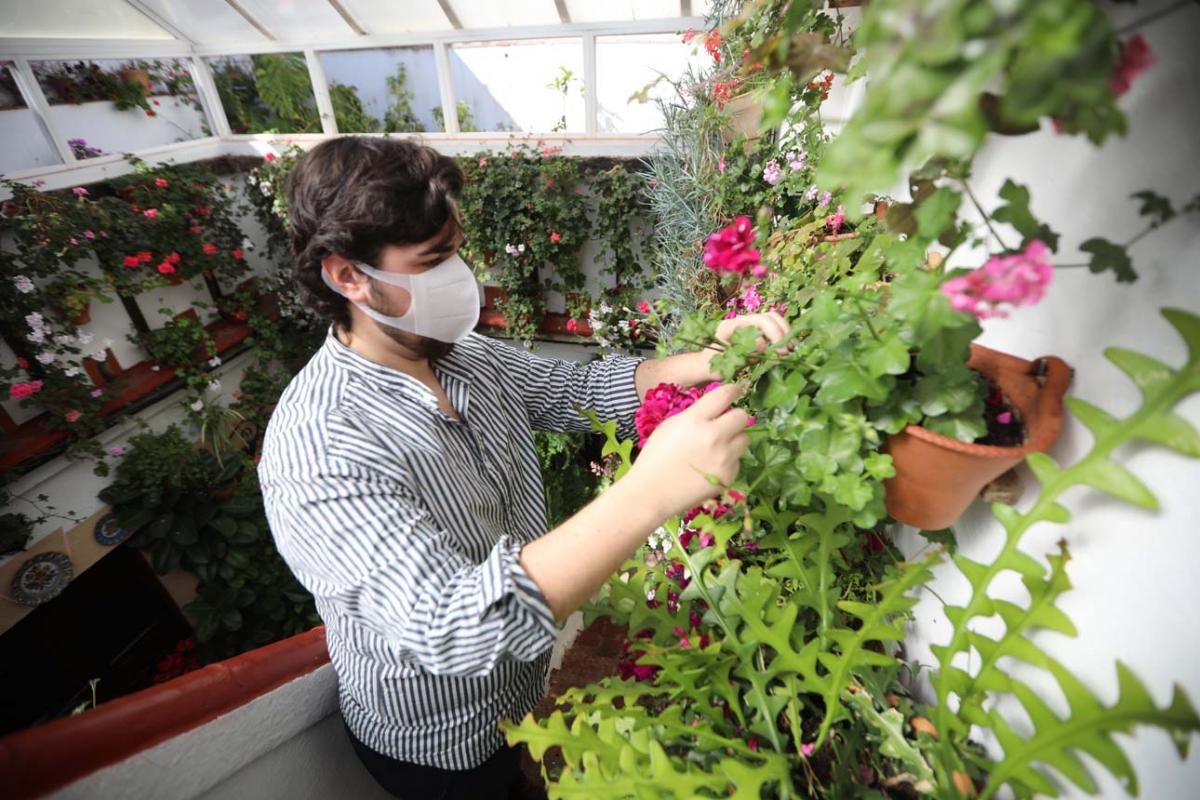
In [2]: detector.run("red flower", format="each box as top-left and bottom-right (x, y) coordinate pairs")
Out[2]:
(231, 247), (244, 260)
(202, 242), (219, 256)
(16, 357), (28, 369)
(154, 177), (169, 188)
(123, 255), (141, 268)
(65, 410), (82, 423)
(152, 99), (160, 106)
(137, 251), (153, 263)
(565, 318), (579, 334)
(166, 251), (181, 264)
(157, 262), (176, 275)
(264, 153), (276, 162)
(703, 216), (760, 275)
(1110, 34), (1153, 96)
(635, 382), (722, 448)
(143, 208), (158, 219)
(549, 231), (562, 244)
(704, 30), (722, 62)
(145, 109), (155, 117)
(234, 310), (248, 321)
(190, 225), (202, 235)
(638, 300), (651, 313)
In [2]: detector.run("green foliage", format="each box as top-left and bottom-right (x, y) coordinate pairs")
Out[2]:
(383, 64), (424, 132)
(330, 82), (379, 133)
(433, 101), (479, 132)
(535, 431), (601, 527)
(99, 425), (318, 660)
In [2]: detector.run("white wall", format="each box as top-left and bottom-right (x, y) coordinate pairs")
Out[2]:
(896, 4), (1200, 795)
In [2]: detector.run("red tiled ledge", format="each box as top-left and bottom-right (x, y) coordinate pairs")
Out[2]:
(0, 626), (329, 800)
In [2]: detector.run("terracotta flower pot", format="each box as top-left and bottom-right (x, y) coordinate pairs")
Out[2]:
(119, 68), (152, 95)
(721, 92), (764, 150)
(883, 344), (1072, 530)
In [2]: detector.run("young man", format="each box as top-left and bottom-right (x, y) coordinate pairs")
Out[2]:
(258, 137), (785, 799)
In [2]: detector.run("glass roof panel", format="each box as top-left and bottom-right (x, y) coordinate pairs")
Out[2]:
(232, 0), (358, 44)
(133, 0), (268, 45)
(336, 0), (454, 34)
(1, 0), (173, 39)
(447, 0), (561, 30)
(564, 0), (680, 24)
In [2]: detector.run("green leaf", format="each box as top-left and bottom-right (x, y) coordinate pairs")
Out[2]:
(992, 180), (1060, 251)
(1071, 459), (1158, 510)
(1130, 190), (1175, 227)
(1080, 237), (1136, 283)
(864, 335), (911, 378)
(914, 186), (963, 244)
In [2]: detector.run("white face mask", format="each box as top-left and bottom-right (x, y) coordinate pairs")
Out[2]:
(322, 254), (481, 343)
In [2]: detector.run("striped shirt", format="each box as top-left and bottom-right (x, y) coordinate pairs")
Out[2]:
(258, 329), (643, 769)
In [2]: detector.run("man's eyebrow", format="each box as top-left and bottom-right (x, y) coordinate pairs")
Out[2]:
(416, 240), (456, 256)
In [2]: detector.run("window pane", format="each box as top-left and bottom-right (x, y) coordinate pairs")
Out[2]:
(32, 58), (208, 157)
(206, 53), (320, 134)
(0, 62), (62, 173)
(596, 34), (710, 134)
(449, 39), (583, 133)
(318, 47), (438, 134)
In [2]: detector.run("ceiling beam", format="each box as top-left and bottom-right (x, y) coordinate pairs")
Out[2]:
(554, 0), (571, 24)
(122, 0), (195, 44)
(223, 0), (276, 41)
(437, 0), (463, 30)
(326, 0), (367, 35)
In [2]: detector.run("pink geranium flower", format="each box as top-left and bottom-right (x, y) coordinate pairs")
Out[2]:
(65, 410), (82, 423)
(72, 187), (88, 198)
(638, 300), (651, 313)
(154, 177), (170, 188)
(1110, 34), (1153, 96)
(703, 216), (760, 275)
(202, 242), (219, 256)
(941, 240), (1053, 320)
(143, 208), (158, 219)
(634, 382), (722, 447)
(549, 231), (562, 244)
(10, 380), (44, 399)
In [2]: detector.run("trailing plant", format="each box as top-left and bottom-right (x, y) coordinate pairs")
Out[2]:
(535, 431), (604, 528)
(98, 424), (318, 661)
(433, 101), (479, 132)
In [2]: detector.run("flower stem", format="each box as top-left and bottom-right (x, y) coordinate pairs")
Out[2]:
(960, 179), (1012, 251)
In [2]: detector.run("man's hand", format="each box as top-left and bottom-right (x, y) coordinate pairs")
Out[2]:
(714, 311), (790, 351)
(627, 384), (750, 519)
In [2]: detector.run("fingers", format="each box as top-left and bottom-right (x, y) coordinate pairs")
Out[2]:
(713, 406), (751, 437)
(687, 383), (745, 419)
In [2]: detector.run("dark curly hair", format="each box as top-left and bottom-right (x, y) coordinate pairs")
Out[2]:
(287, 137), (464, 330)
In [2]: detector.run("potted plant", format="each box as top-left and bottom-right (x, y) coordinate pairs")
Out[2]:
(117, 65), (152, 96)
(883, 344), (1072, 529)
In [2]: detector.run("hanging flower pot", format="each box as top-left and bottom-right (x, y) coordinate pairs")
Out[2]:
(883, 344), (1072, 530)
(720, 92), (764, 149)
(118, 68), (152, 96)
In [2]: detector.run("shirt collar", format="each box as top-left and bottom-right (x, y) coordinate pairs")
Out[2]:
(322, 327), (473, 409)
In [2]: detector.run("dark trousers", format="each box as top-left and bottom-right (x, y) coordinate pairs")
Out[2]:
(346, 723), (522, 800)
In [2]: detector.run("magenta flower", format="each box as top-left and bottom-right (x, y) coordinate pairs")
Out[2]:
(826, 205), (845, 233)
(143, 208), (159, 219)
(72, 186), (89, 198)
(940, 240), (1053, 320)
(635, 383), (721, 447)
(703, 216), (761, 276)
(65, 410), (82, 423)
(717, 156), (726, 174)
(1110, 34), (1153, 96)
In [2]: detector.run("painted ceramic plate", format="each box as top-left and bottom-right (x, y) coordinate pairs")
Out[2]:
(94, 512), (130, 547)
(10, 551), (74, 606)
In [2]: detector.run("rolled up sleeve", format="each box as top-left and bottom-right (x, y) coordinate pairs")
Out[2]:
(266, 458), (556, 677)
(480, 336), (643, 435)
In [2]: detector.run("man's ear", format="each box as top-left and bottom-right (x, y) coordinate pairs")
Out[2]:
(321, 255), (369, 302)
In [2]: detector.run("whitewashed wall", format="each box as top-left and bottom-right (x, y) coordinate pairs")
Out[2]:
(896, 5), (1200, 796)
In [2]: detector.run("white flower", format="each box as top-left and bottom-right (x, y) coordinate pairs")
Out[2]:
(207, 379), (222, 394)
(54, 333), (75, 347)
(76, 331), (94, 345)
(64, 366), (82, 377)
(27, 329), (45, 344)
(36, 352), (56, 365)
(683, 567), (692, 581)
(260, 182), (272, 195)
(645, 588), (656, 602)
(151, 365), (161, 372)
(242, 237), (254, 251)
(90, 349), (108, 362)
(504, 243), (519, 257)
(14, 275), (35, 294)
(518, 244), (526, 253)
(190, 399), (204, 412)
(661, 537), (671, 552)
(25, 312), (45, 330)
(208, 356), (222, 367)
